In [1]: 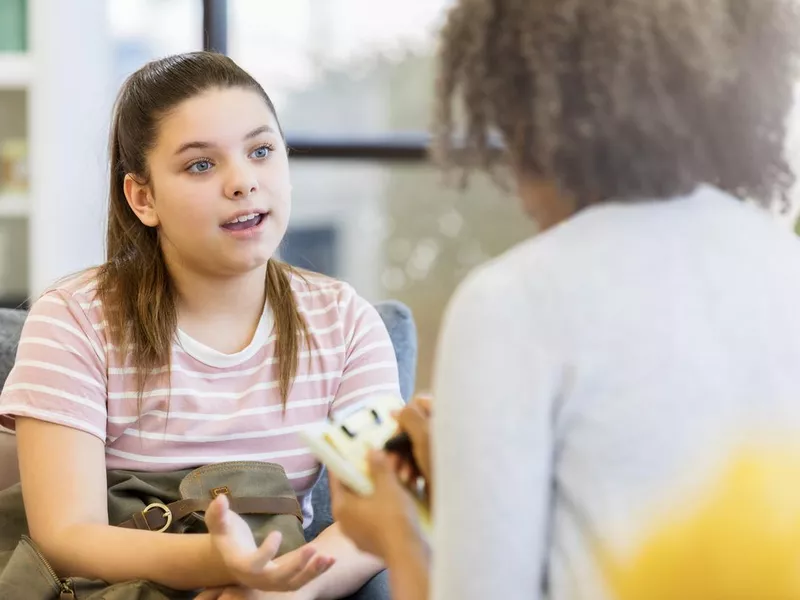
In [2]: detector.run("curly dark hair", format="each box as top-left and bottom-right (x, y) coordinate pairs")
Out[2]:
(432, 0), (800, 209)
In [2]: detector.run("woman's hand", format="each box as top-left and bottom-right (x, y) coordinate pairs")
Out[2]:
(329, 450), (426, 561)
(205, 494), (334, 592)
(393, 395), (433, 494)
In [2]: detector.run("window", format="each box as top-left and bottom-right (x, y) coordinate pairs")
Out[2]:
(226, 0), (531, 388)
(0, 1), (529, 387)
(284, 161), (532, 388)
(228, 0), (447, 135)
(109, 0), (203, 86)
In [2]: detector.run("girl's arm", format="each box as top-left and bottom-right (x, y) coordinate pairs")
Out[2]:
(296, 288), (404, 599)
(293, 523), (383, 600)
(17, 417), (327, 592)
(5, 290), (328, 592)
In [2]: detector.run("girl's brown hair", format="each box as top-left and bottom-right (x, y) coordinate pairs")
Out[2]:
(96, 51), (308, 404)
(433, 0), (800, 209)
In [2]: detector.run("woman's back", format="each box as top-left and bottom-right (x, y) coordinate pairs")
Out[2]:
(324, 1), (800, 598)
(431, 184), (800, 599)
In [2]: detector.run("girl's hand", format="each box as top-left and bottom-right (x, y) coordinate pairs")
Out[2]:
(330, 450), (425, 561)
(205, 494), (334, 592)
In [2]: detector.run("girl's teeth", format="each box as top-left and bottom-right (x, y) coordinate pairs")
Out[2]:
(229, 213), (258, 224)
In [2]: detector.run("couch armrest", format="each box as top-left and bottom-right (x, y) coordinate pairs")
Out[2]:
(0, 431), (19, 491)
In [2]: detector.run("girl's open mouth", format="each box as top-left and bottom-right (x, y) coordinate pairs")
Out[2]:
(222, 212), (265, 232)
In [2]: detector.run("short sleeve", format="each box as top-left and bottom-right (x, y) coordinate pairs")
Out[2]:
(0, 290), (108, 441)
(329, 288), (401, 415)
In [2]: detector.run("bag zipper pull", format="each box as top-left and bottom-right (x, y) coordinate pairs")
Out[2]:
(59, 580), (76, 599)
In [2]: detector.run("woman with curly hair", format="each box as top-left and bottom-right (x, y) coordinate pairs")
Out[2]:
(331, 1), (800, 599)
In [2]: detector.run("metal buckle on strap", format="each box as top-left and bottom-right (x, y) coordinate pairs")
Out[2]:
(210, 486), (230, 499)
(142, 502), (173, 533)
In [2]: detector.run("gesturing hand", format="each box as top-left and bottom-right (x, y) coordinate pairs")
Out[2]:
(205, 494), (334, 592)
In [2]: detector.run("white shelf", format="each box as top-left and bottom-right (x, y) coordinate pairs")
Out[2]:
(0, 53), (32, 90)
(0, 194), (29, 217)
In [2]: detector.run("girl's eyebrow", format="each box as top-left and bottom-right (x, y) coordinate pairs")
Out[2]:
(173, 125), (276, 156)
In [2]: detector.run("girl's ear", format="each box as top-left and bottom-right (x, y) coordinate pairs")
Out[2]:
(124, 174), (159, 227)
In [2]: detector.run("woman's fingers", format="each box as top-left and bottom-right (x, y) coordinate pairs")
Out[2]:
(396, 400), (433, 482)
(412, 394), (433, 415)
(397, 401), (429, 446)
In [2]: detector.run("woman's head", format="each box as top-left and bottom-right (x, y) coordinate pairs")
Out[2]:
(110, 51), (290, 278)
(433, 0), (800, 218)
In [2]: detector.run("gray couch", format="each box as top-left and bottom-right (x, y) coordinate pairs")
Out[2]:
(0, 302), (417, 599)
(0, 308), (25, 492)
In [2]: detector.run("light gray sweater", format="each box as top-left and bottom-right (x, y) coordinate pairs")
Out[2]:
(430, 185), (800, 599)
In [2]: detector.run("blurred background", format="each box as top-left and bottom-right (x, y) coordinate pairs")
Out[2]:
(0, 0), (533, 388)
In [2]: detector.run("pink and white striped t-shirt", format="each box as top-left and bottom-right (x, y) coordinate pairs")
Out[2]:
(0, 270), (400, 525)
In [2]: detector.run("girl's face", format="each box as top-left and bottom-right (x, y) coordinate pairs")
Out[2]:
(124, 86), (291, 278)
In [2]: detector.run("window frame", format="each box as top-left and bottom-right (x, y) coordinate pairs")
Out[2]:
(202, 0), (430, 162)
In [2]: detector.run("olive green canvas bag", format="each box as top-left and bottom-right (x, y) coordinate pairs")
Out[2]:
(0, 461), (306, 599)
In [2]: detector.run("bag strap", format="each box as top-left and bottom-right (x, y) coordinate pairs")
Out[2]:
(117, 496), (303, 533)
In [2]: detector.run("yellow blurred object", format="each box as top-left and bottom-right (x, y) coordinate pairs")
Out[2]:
(604, 445), (800, 600)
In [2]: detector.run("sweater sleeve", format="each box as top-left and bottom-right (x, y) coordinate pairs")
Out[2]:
(431, 263), (561, 600)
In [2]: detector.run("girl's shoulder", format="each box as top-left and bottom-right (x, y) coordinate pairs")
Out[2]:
(288, 268), (359, 308)
(287, 268), (381, 339)
(31, 267), (105, 322)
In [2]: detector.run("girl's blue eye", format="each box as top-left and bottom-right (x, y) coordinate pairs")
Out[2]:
(188, 160), (212, 174)
(250, 146), (270, 159)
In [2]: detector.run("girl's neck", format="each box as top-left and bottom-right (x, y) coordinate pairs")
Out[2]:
(168, 262), (269, 354)
(174, 264), (267, 318)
